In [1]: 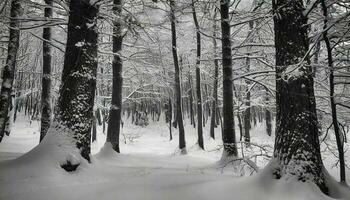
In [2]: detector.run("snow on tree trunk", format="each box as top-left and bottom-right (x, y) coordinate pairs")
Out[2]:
(40, 0), (53, 142)
(192, 0), (203, 150)
(220, 0), (237, 157)
(106, 0), (124, 153)
(53, 0), (99, 169)
(0, 0), (21, 142)
(269, 0), (328, 194)
(170, 0), (186, 154)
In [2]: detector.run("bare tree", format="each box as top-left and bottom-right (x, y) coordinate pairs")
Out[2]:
(220, 0), (237, 157)
(170, 0), (186, 154)
(0, 0), (21, 142)
(320, 0), (346, 184)
(191, 0), (203, 150)
(106, 0), (124, 153)
(210, 9), (219, 140)
(40, 0), (53, 142)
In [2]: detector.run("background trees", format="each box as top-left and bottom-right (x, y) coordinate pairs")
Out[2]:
(0, 0), (348, 189)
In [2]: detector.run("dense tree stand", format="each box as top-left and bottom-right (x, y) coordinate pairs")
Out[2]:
(268, 0), (328, 194)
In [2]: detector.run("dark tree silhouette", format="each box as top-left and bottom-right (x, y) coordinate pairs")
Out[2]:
(40, 0), (53, 142)
(270, 0), (328, 194)
(170, 0), (186, 153)
(55, 0), (99, 169)
(220, 0), (237, 157)
(106, 0), (124, 153)
(192, 0), (203, 150)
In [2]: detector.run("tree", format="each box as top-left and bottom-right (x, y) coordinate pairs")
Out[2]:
(265, 89), (272, 136)
(54, 0), (99, 170)
(210, 9), (219, 140)
(40, 0), (53, 142)
(106, 0), (124, 153)
(244, 21), (254, 144)
(270, 0), (328, 194)
(191, 0), (203, 150)
(220, 0), (237, 157)
(169, 0), (186, 154)
(320, 0), (346, 184)
(0, 0), (21, 142)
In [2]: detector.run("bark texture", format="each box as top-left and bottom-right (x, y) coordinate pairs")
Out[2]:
(0, 0), (21, 142)
(220, 0), (237, 157)
(271, 0), (328, 194)
(56, 0), (99, 164)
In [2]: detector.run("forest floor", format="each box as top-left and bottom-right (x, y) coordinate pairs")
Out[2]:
(0, 114), (349, 200)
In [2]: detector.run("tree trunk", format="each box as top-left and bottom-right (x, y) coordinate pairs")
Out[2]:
(244, 21), (254, 144)
(167, 98), (173, 141)
(210, 10), (218, 140)
(220, 0), (237, 157)
(320, 0), (346, 184)
(192, 0), (203, 150)
(92, 113), (97, 142)
(270, 0), (328, 194)
(106, 0), (124, 153)
(188, 73), (195, 128)
(170, 0), (186, 153)
(55, 0), (99, 169)
(0, 0), (21, 142)
(265, 90), (272, 136)
(40, 0), (53, 142)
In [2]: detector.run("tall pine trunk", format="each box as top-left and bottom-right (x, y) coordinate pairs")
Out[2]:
(220, 0), (237, 157)
(170, 0), (186, 153)
(270, 0), (328, 194)
(55, 0), (99, 169)
(192, 0), (203, 150)
(0, 0), (21, 142)
(106, 0), (124, 153)
(40, 0), (53, 142)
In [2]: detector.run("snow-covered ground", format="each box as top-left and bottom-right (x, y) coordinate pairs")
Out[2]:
(0, 114), (349, 200)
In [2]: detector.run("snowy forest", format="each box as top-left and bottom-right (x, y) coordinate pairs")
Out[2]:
(0, 0), (350, 199)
